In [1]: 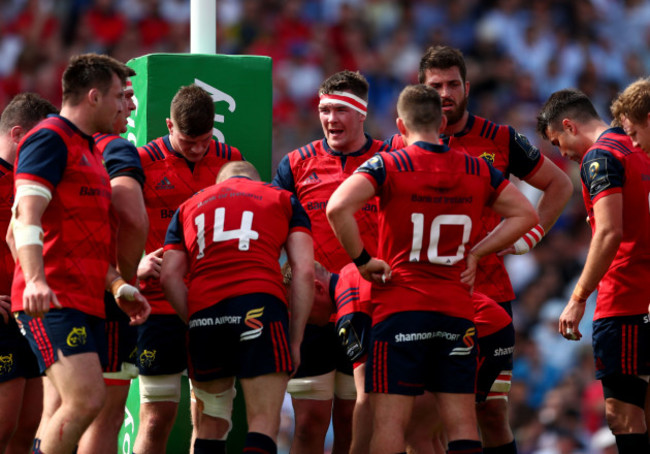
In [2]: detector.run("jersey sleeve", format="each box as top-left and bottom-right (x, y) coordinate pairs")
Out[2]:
(486, 161), (509, 206)
(103, 139), (145, 187)
(272, 155), (296, 194)
(507, 127), (543, 179)
(289, 193), (311, 234)
(163, 208), (185, 251)
(15, 129), (67, 190)
(580, 148), (624, 203)
(354, 153), (386, 189)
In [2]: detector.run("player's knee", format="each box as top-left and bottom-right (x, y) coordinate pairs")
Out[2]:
(193, 385), (236, 440)
(334, 371), (357, 401)
(139, 373), (182, 403)
(287, 371), (335, 401)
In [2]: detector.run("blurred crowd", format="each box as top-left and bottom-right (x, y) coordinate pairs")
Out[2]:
(2, 0), (648, 452)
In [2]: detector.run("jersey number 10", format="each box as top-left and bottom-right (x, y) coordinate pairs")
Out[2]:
(410, 213), (472, 265)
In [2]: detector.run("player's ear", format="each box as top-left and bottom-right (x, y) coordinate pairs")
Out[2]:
(561, 118), (576, 135)
(314, 279), (327, 296)
(165, 118), (174, 134)
(9, 125), (24, 144)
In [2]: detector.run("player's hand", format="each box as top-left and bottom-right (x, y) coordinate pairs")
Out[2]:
(460, 252), (480, 294)
(289, 341), (301, 378)
(0, 294), (11, 324)
(558, 298), (585, 341)
(358, 258), (391, 284)
(114, 282), (151, 326)
(22, 279), (61, 318)
(137, 247), (163, 280)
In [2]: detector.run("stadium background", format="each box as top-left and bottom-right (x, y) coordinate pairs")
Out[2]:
(2, 0), (648, 452)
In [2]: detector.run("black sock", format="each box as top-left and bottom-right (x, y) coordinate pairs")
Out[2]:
(483, 440), (517, 454)
(33, 438), (41, 454)
(243, 432), (276, 454)
(193, 438), (227, 454)
(447, 439), (483, 454)
(615, 432), (649, 453)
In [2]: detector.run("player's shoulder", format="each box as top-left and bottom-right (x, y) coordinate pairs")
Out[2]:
(138, 136), (169, 165)
(212, 139), (244, 161)
(287, 139), (324, 163)
(466, 114), (511, 142)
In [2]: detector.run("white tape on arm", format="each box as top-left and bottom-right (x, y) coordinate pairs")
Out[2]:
(12, 220), (44, 249)
(513, 224), (545, 255)
(12, 184), (53, 215)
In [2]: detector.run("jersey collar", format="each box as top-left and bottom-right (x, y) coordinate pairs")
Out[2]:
(322, 133), (374, 157)
(413, 141), (449, 153)
(440, 113), (475, 142)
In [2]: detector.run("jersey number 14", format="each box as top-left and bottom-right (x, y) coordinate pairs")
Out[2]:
(194, 208), (259, 259)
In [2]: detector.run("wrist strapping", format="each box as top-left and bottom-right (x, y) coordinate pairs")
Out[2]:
(110, 277), (137, 301)
(513, 224), (545, 254)
(571, 282), (591, 304)
(352, 248), (371, 267)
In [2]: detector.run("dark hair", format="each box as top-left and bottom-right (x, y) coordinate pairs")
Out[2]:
(418, 46), (466, 84)
(0, 93), (58, 134)
(397, 84), (443, 133)
(62, 53), (134, 105)
(170, 84), (215, 137)
(319, 70), (369, 101)
(536, 89), (600, 139)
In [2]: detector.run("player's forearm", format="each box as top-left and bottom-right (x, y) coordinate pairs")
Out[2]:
(575, 226), (621, 295)
(116, 222), (148, 281)
(471, 213), (537, 260)
(16, 244), (46, 283)
(535, 176), (573, 232)
(163, 277), (188, 322)
(288, 268), (314, 348)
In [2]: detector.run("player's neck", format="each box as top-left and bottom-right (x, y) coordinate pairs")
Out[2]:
(586, 120), (611, 145)
(0, 136), (16, 164)
(60, 106), (95, 137)
(443, 110), (470, 136)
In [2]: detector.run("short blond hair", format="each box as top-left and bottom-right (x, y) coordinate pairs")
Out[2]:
(611, 77), (650, 125)
(216, 161), (260, 183)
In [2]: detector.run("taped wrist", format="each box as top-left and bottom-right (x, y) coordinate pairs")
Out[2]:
(513, 224), (545, 254)
(12, 219), (44, 249)
(110, 277), (137, 301)
(352, 248), (371, 267)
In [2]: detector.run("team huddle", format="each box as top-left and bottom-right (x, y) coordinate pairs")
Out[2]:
(0, 44), (649, 454)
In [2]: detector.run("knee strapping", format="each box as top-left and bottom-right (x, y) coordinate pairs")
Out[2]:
(193, 385), (236, 438)
(334, 371), (357, 400)
(139, 373), (183, 403)
(287, 371), (335, 400)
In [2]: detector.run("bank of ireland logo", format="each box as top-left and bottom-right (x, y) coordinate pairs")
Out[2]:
(140, 349), (156, 368)
(449, 326), (476, 356)
(240, 307), (264, 341)
(0, 353), (14, 375)
(66, 327), (87, 347)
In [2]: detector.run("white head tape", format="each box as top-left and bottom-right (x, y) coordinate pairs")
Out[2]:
(319, 91), (368, 115)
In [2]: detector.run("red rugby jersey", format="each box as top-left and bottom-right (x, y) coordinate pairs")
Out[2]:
(443, 115), (543, 303)
(472, 291), (511, 338)
(357, 141), (509, 324)
(164, 177), (311, 317)
(12, 116), (112, 317)
(579, 128), (650, 319)
(0, 158), (14, 295)
(273, 136), (390, 273)
(139, 136), (243, 314)
(334, 263), (372, 321)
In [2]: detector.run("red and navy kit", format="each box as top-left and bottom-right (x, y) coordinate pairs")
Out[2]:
(94, 133), (144, 185)
(333, 263), (372, 364)
(164, 176), (311, 317)
(0, 157), (15, 295)
(385, 115), (543, 303)
(139, 135), (243, 314)
(273, 135), (390, 273)
(473, 291), (511, 338)
(579, 128), (650, 319)
(94, 132), (145, 373)
(356, 141), (509, 324)
(12, 115), (112, 318)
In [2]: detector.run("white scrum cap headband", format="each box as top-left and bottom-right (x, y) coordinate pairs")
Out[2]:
(319, 91), (367, 115)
